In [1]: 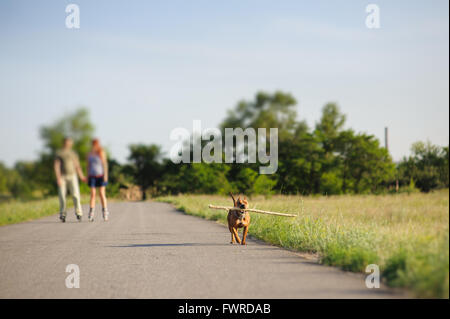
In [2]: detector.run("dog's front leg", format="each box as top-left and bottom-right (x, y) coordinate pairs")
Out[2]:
(232, 227), (241, 244)
(242, 226), (249, 245)
(229, 226), (236, 244)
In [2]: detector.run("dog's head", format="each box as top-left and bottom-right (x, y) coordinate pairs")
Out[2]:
(230, 193), (249, 219)
(236, 196), (248, 210)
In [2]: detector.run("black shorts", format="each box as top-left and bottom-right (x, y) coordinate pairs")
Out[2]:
(88, 176), (107, 188)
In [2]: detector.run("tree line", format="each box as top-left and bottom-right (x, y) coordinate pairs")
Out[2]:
(0, 92), (448, 200)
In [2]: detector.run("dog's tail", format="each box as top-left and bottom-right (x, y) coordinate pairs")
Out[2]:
(229, 192), (236, 206)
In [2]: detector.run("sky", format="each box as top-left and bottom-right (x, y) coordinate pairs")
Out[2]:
(0, 0), (448, 166)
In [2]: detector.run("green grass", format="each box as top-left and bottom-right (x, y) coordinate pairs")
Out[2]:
(0, 196), (89, 226)
(157, 190), (449, 298)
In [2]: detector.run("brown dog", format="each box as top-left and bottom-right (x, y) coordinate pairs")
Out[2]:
(227, 192), (250, 245)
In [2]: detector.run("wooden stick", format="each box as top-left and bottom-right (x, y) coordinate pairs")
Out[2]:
(208, 204), (298, 218)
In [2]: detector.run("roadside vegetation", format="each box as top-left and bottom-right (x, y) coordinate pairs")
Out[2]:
(0, 196), (89, 226)
(158, 190), (449, 298)
(0, 197), (61, 226)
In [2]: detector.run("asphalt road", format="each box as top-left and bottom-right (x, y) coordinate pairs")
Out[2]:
(0, 202), (404, 298)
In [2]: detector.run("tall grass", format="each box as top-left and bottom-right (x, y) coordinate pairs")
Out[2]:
(157, 190), (449, 298)
(0, 196), (89, 226)
(0, 197), (61, 226)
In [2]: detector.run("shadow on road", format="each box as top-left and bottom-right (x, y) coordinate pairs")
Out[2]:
(109, 243), (230, 248)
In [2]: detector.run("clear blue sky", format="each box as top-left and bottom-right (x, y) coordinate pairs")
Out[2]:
(0, 0), (448, 166)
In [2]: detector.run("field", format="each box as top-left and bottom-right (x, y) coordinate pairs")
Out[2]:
(158, 190), (449, 298)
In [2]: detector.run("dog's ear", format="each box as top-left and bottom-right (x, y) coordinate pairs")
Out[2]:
(229, 192), (236, 206)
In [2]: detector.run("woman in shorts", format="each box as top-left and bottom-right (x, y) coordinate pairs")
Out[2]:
(87, 138), (109, 221)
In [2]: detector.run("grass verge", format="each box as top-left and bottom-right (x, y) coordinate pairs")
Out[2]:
(0, 196), (89, 226)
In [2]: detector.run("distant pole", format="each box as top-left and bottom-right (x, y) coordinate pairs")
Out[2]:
(384, 127), (389, 152)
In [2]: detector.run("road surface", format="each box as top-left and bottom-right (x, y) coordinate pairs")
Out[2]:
(0, 202), (405, 298)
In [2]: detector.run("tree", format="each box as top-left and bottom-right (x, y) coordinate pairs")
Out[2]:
(105, 157), (132, 197)
(335, 130), (395, 194)
(398, 141), (449, 192)
(220, 91), (298, 193)
(36, 108), (95, 195)
(221, 91), (298, 138)
(313, 103), (347, 193)
(160, 163), (232, 195)
(276, 128), (323, 194)
(127, 144), (163, 200)
(315, 103), (346, 152)
(0, 162), (8, 194)
(233, 167), (259, 194)
(40, 108), (94, 160)
(252, 175), (277, 196)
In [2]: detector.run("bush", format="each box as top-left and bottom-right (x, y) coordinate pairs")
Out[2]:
(252, 175), (276, 196)
(320, 171), (343, 195)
